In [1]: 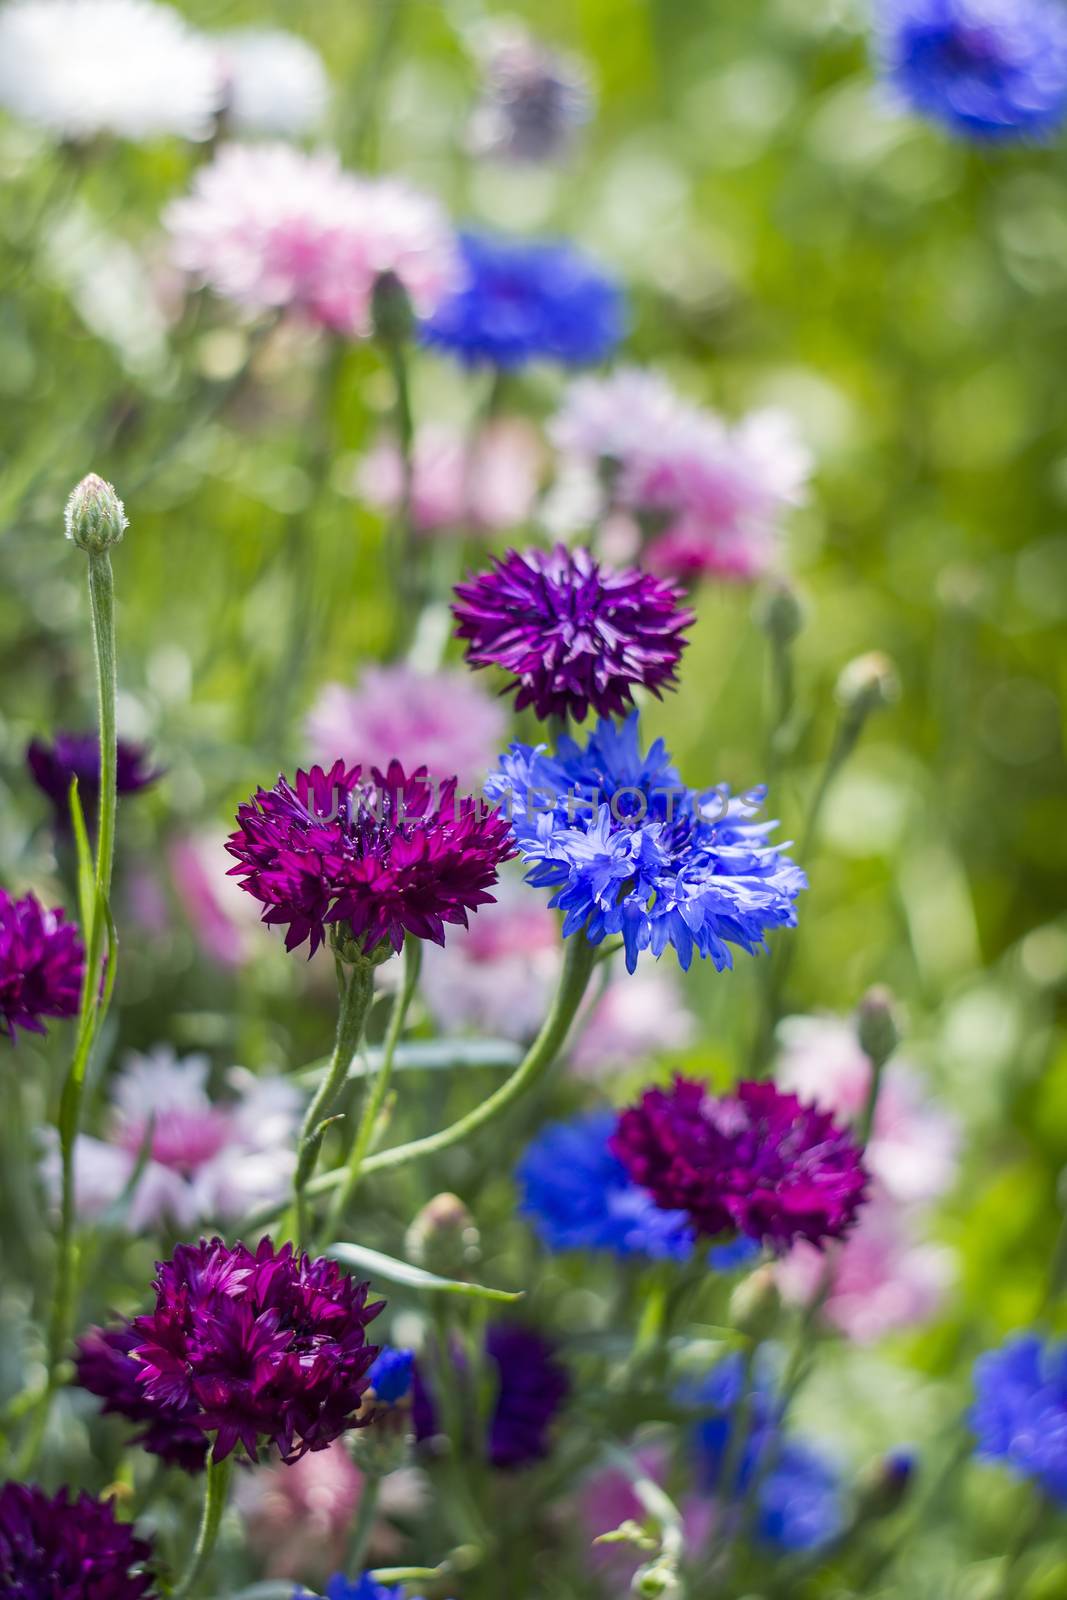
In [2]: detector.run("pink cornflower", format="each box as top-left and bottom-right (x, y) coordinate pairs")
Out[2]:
(572, 967), (696, 1076)
(357, 419), (543, 535)
(169, 832), (268, 968)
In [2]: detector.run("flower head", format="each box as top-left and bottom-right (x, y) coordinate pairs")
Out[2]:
(367, 1346), (415, 1405)
(318, 1577), (415, 1600)
(27, 733), (161, 829)
(0, 1481), (155, 1599)
(467, 20), (593, 163)
(0, 887), (84, 1040)
(64, 473), (128, 553)
(421, 230), (624, 369)
(0, 0), (219, 142)
(413, 1323), (568, 1469)
(486, 714), (805, 973)
(130, 1235), (383, 1463)
(612, 1077), (869, 1251)
(876, 0), (1067, 141)
(226, 759), (514, 957)
(454, 547), (692, 724)
(75, 1322), (208, 1471)
(166, 144), (458, 337)
(217, 28), (328, 136)
(971, 1332), (1067, 1503)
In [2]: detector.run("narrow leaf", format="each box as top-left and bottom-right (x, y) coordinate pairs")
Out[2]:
(327, 1242), (522, 1303)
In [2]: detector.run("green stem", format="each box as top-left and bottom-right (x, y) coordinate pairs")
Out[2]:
(346, 1474), (381, 1577)
(325, 937), (421, 1240)
(172, 1452), (233, 1600)
(384, 336), (417, 655)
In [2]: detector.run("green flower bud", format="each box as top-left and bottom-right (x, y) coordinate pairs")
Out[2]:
(756, 578), (805, 646)
(347, 1399), (414, 1479)
(835, 651), (900, 719)
(854, 1450), (915, 1522)
(405, 1192), (481, 1278)
(64, 474), (127, 554)
(729, 1263), (781, 1343)
(372, 269), (415, 347)
(856, 985), (901, 1070)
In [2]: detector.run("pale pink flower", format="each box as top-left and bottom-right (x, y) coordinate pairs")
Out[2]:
(41, 1047), (300, 1231)
(165, 143), (458, 336)
(169, 831), (266, 968)
(549, 367), (693, 465)
(306, 664), (508, 791)
(358, 419), (543, 535)
(421, 872), (560, 1041)
(572, 968), (696, 1076)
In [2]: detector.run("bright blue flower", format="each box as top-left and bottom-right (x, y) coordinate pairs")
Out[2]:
(517, 1111), (696, 1260)
(485, 714), (805, 974)
(876, 0), (1067, 141)
(708, 1236), (762, 1272)
(367, 1345), (415, 1404)
(971, 1332), (1067, 1504)
(421, 229), (624, 369)
(299, 1576), (417, 1600)
(688, 1353), (843, 1554)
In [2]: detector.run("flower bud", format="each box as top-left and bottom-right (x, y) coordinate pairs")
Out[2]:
(348, 1402), (414, 1478)
(856, 985), (901, 1070)
(405, 1192), (481, 1278)
(64, 474), (127, 554)
(756, 578), (805, 646)
(632, 1556), (681, 1598)
(835, 651), (900, 719)
(728, 1263), (781, 1343)
(372, 269), (415, 347)
(855, 1450), (916, 1521)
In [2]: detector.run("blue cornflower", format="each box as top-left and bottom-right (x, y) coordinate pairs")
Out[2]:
(421, 229), (624, 369)
(367, 1345), (415, 1405)
(485, 714), (805, 974)
(688, 1353), (843, 1553)
(517, 1111), (696, 1260)
(303, 1577), (420, 1600)
(876, 0), (1067, 141)
(971, 1332), (1067, 1504)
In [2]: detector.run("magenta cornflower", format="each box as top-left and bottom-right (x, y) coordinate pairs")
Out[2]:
(612, 1077), (869, 1252)
(452, 545), (693, 723)
(0, 886), (84, 1040)
(0, 1480), (155, 1599)
(76, 1322), (208, 1472)
(129, 1236), (383, 1464)
(226, 759), (515, 957)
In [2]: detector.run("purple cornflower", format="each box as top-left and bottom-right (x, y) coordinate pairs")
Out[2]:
(75, 1322), (208, 1473)
(129, 1236), (383, 1464)
(612, 1077), (869, 1253)
(453, 546), (693, 724)
(27, 732), (161, 828)
(226, 758), (515, 957)
(0, 887), (84, 1040)
(0, 1480), (155, 1599)
(413, 1323), (569, 1469)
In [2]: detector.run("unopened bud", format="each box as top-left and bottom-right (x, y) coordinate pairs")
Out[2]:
(64, 474), (127, 554)
(632, 1556), (681, 1598)
(405, 1192), (481, 1278)
(728, 1264), (781, 1343)
(372, 269), (415, 347)
(756, 579), (805, 646)
(835, 652), (900, 719)
(855, 1450), (916, 1521)
(856, 985), (901, 1070)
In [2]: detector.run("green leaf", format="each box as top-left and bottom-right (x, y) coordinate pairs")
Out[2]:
(327, 1242), (522, 1303)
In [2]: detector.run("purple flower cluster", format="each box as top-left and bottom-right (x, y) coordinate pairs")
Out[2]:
(612, 1077), (869, 1252)
(128, 1236), (383, 1463)
(27, 732), (161, 828)
(226, 758), (514, 956)
(0, 887), (84, 1040)
(453, 546), (693, 724)
(0, 1481), (155, 1600)
(75, 1323), (208, 1473)
(414, 1323), (569, 1469)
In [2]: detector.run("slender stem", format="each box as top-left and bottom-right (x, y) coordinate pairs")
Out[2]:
(172, 1452), (233, 1600)
(346, 1474), (381, 1577)
(288, 957), (375, 1248)
(325, 937), (421, 1240)
(384, 336), (417, 654)
(993, 1492), (1049, 1600)
(1042, 1177), (1067, 1315)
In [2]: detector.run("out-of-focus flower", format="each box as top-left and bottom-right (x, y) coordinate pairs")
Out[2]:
(130, 1236), (383, 1463)
(0, 1481), (155, 1598)
(357, 419), (543, 535)
(0, 0), (218, 142)
(226, 760), (514, 957)
(306, 666), (507, 793)
(27, 733), (161, 830)
(367, 1346), (415, 1405)
(75, 1322), (207, 1471)
(613, 1077), (869, 1251)
(41, 1047), (300, 1231)
(454, 546), (692, 724)
(572, 967), (696, 1075)
(549, 366), (693, 467)
(316, 1576), (417, 1600)
(168, 832), (267, 968)
(972, 1333), (1067, 1502)
(775, 1014), (959, 1205)
(0, 887), (83, 1041)
(487, 715), (805, 973)
(467, 20), (593, 162)
(517, 1111), (696, 1260)
(421, 230), (624, 369)
(414, 1323), (569, 1469)
(216, 27), (328, 136)
(166, 144), (458, 337)
(875, 0), (1067, 141)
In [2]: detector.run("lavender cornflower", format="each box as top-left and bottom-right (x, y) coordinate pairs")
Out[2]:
(453, 546), (692, 724)
(0, 887), (84, 1040)
(413, 1323), (569, 1469)
(129, 1236), (383, 1463)
(971, 1332), (1067, 1503)
(75, 1322), (208, 1472)
(0, 1481), (155, 1598)
(27, 732), (161, 829)
(468, 21), (593, 163)
(226, 759), (514, 957)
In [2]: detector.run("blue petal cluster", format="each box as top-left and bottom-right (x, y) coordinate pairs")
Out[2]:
(688, 1353), (843, 1553)
(876, 0), (1067, 141)
(971, 1332), (1067, 1504)
(517, 1112), (696, 1260)
(307, 1578), (418, 1600)
(421, 229), (624, 369)
(367, 1345), (415, 1405)
(485, 715), (805, 974)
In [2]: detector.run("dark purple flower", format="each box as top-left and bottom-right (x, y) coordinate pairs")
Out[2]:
(0, 887), (84, 1041)
(612, 1077), (869, 1253)
(75, 1323), (208, 1473)
(0, 1481), (155, 1600)
(452, 546), (693, 723)
(27, 733), (161, 828)
(226, 759), (515, 956)
(129, 1236), (383, 1464)
(413, 1323), (569, 1470)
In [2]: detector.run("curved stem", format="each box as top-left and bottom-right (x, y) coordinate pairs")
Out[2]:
(345, 1474), (381, 1577)
(172, 1452), (233, 1600)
